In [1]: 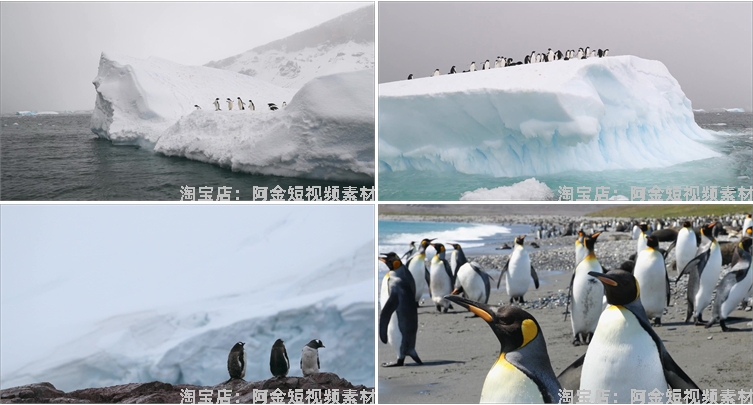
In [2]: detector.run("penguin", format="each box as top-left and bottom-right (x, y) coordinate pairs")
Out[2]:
(674, 221), (698, 276)
(429, 243), (454, 312)
(300, 339), (325, 376)
(379, 252), (422, 367)
(566, 232), (603, 346)
(449, 243), (468, 277)
(497, 236), (539, 303)
(470, 62), (476, 72)
(494, 58), (500, 68)
(633, 235), (671, 326)
(444, 295), (562, 403)
(743, 214), (752, 234)
(603, 49), (609, 56)
(268, 103), (278, 111)
(227, 342), (246, 380)
(675, 222), (723, 324)
(452, 261), (492, 305)
(584, 47), (590, 58)
(401, 241), (417, 261)
(248, 100), (255, 111)
(547, 48), (554, 62)
(227, 98), (234, 110)
(636, 223), (650, 255)
(558, 270), (699, 398)
(524, 55), (531, 64)
(407, 74), (413, 80)
(705, 237), (753, 331)
(213, 98), (221, 111)
(530, 51), (536, 63)
(432, 69), (440, 77)
(194, 105), (202, 110)
(483, 60), (490, 70)
(577, 48), (584, 59)
(281, 101), (286, 107)
(237, 97), (245, 110)
(405, 238), (434, 303)
(597, 49), (603, 57)
(449, 66), (457, 74)
(555, 50), (562, 60)
(270, 339), (289, 378)
(574, 230), (587, 266)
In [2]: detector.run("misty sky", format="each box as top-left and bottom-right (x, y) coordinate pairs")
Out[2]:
(379, 2), (752, 110)
(0, 2), (367, 114)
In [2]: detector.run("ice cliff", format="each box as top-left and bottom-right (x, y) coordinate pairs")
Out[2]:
(379, 55), (719, 177)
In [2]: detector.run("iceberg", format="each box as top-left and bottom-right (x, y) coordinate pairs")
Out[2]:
(725, 108), (745, 113)
(379, 55), (719, 178)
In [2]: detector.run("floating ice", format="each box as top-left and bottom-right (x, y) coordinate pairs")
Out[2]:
(15, 111), (36, 116)
(459, 178), (555, 200)
(379, 56), (719, 178)
(725, 108), (745, 113)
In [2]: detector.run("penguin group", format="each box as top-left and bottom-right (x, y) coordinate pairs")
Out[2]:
(201, 98), (271, 111)
(225, 338), (325, 381)
(406, 46), (611, 79)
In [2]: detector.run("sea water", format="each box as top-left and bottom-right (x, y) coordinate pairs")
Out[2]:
(1, 114), (373, 200)
(379, 111), (752, 201)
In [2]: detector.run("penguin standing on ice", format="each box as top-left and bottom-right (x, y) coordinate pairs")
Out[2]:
(494, 57), (500, 68)
(555, 50), (563, 60)
(470, 61), (476, 72)
(379, 252), (423, 367)
(547, 48), (554, 62)
(497, 236), (539, 303)
(237, 97), (245, 110)
(213, 98), (221, 111)
(268, 103), (278, 111)
(675, 223), (723, 324)
(444, 295), (562, 403)
(300, 339), (325, 376)
(227, 342), (246, 380)
(577, 48), (584, 59)
(407, 74), (413, 80)
(270, 339), (289, 377)
(432, 69), (440, 77)
(449, 66), (457, 74)
(524, 55), (531, 64)
(567, 232), (604, 346)
(706, 237), (752, 331)
(194, 105), (201, 110)
(429, 243), (454, 312)
(633, 235), (671, 326)
(530, 51), (536, 63)
(585, 47), (591, 58)
(248, 100), (255, 111)
(282, 101), (286, 107)
(483, 60), (490, 70)
(558, 270), (699, 399)
(226, 98), (233, 110)
(604, 49), (609, 56)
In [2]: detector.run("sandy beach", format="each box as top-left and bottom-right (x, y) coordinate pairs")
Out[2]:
(378, 207), (753, 403)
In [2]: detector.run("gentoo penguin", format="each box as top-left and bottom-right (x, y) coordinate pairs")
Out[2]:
(452, 261), (492, 305)
(227, 342), (246, 380)
(449, 66), (457, 74)
(379, 252), (422, 367)
(470, 62), (476, 72)
(300, 339), (325, 376)
(444, 295), (562, 403)
(432, 69), (440, 77)
(558, 270), (699, 398)
(497, 236), (539, 303)
(633, 235), (671, 326)
(743, 214), (753, 234)
(429, 243), (454, 312)
(237, 97), (245, 110)
(268, 103), (278, 111)
(567, 232), (603, 346)
(574, 230), (587, 266)
(227, 98), (234, 110)
(281, 101), (286, 107)
(194, 105), (202, 110)
(248, 100), (255, 111)
(270, 339), (289, 377)
(405, 238), (435, 303)
(483, 60), (490, 70)
(706, 237), (753, 331)
(213, 98), (221, 111)
(547, 48), (554, 62)
(449, 243), (468, 276)
(674, 221), (698, 276)
(675, 222), (723, 324)
(407, 74), (413, 80)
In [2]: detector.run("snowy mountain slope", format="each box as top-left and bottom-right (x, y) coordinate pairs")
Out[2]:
(379, 55), (719, 177)
(205, 5), (374, 89)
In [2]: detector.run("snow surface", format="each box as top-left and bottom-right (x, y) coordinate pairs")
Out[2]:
(1, 208), (374, 391)
(206, 5), (374, 90)
(459, 178), (555, 200)
(379, 55), (719, 178)
(155, 70), (374, 182)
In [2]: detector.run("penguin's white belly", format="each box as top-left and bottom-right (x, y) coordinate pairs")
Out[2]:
(582, 306), (667, 402)
(633, 251), (667, 318)
(430, 261), (452, 306)
(457, 264), (486, 302)
(575, 244), (586, 266)
(387, 312), (402, 357)
(506, 253), (531, 297)
(407, 255), (427, 302)
(380, 274), (390, 310)
(722, 270), (753, 318)
(480, 355), (544, 404)
(571, 262), (604, 334)
(675, 230), (696, 274)
(301, 346), (319, 376)
(696, 246), (722, 312)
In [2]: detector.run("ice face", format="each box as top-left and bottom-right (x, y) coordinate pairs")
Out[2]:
(379, 55), (719, 178)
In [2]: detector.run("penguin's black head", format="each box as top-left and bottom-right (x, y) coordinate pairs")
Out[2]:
(639, 223), (649, 232)
(273, 339), (285, 348)
(589, 270), (639, 306)
(578, 229), (585, 238)
(444, 296), (541, 353)
(420, 238), (436, 248)
(747, 214), (752, 218)
(700, 222), (716, 237)
(451, 243), (462, 250)
(431, 243), (445, 254)
(514, 235), (526, 246)
(682, 221), (692, 228)
(378, 252), (403, 271)
(231, 342), (245, 351)
(306, 339), (325, 349)
(216, 98), (219, 100)
(739, 237), (752, 252)
(646, 235), (659, 249)
(584, 232), (601, 251)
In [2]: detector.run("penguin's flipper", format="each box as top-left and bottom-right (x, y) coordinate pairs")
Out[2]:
(531, 265), (539, 289)
(497, 259), (510, 289)
(379, 293), (399, 344)
(564, 272), (575, 321)
(675, 251), (707, 284)
(472, 263), (492, 304)
(424, 268), (432, 298)
(557, 353), (584, 391)
(665, 269), (671, 306)
(442, 259), (454, 285)
(665, 240), (677, 259)
(317, 354), (320, 370)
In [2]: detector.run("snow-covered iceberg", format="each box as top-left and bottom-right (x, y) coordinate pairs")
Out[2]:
(379, 55), (719, 177)
(155, 70), (375, 181)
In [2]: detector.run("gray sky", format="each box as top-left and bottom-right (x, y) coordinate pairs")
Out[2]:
(379, 2), (753, 110)
(0, 2), (367, 114)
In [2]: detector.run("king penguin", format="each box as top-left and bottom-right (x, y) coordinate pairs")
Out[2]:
(452, 261), (492, 305)
(237, 97), (245, 110)
(270, 339), (289, 378)
(429, 243), (454, 312)
(705, 237), (752, 331)
(633, 235), (671, 326)
(497, 236), (539, 303)
(379, 252), (423, 367)
(444, 295), (562, 403)
(567, 232), (603, 345)
(227, 342), (246, 380)
(449, 243), (468, 277)
(300, 339), (325, 376)
(405, 238), (435, 304)
(483, 60), (490, 70)
(674, 221), (698, 276)
(574, 230), (587, 266)
(558, 270), (699, 399)
(675, 222), (723, 324)
(636, 223), (650, 255)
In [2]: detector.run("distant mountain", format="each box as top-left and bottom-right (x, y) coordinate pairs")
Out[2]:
(205, 5), (374, 89)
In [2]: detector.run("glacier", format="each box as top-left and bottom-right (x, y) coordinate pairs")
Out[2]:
(379, 55), (719, 178)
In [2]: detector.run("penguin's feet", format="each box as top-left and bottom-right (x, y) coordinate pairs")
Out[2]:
(585, 332), (593, 344)
(720, 320), (729, 332)
(442, 306), (449, 313)
(382, 359), (405, 367)
(410, 354), (423, 365)
(436, 305), (442, 312)
(652, 317), (662, 327)
(572, 337), (582, 346)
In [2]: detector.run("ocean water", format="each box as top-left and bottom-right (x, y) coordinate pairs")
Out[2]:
(1, 114), (374, 201)
(379, 111), (753, 201)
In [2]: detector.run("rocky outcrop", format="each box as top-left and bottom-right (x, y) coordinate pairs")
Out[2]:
(0, 373), (373, 403)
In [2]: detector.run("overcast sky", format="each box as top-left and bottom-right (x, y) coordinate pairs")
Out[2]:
(379, 2), (752, 110)
(0, 2), (367, 114)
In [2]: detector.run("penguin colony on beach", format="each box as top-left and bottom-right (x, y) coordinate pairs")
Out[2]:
(380, 212), (752, 402)
(406, 46), (611, 79)
(225, 337), (325, 381)
(202, 97), (280, 111)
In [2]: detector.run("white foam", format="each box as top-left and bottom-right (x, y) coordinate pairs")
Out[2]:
(459, 178), (555, 201)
